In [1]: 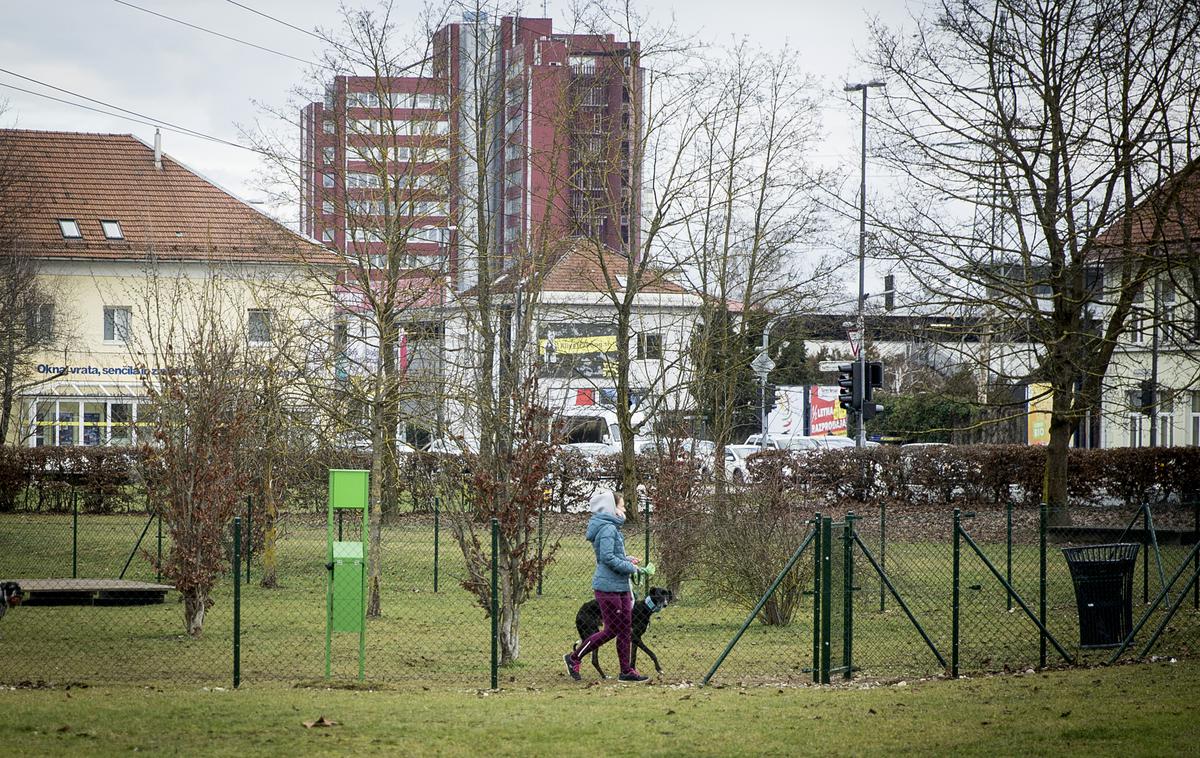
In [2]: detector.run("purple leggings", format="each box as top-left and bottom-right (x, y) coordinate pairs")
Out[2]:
(574, 590), (634, 674)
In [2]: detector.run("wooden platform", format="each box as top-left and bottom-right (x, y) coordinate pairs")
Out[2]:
(2, 579), (172, 606)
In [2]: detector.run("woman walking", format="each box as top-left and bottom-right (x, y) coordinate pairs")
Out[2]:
(564, 489), (649, 682)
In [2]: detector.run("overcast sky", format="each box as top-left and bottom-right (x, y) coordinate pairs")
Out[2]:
(2, 0), (920, 293)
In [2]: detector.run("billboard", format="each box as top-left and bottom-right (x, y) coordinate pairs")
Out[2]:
(1027, 382), (1053, 446)
(766, 385), (849, 439)
(807, 385), (849, 437)
(538, 323), (618, 379)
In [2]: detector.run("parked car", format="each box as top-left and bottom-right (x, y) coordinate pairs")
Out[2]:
(563, 442), (619, 457)
(743, 434), (822, 452)
(424, 437), (479, 455)
(723, 444), (762, 483)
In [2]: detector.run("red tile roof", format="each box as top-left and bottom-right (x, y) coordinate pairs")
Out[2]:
(1, 129), (339, 265)
(484, 242), (688, 296)
(1096, 159), (1200, 249)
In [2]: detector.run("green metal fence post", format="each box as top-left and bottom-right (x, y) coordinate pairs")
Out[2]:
(156, 512), (162, 584)
(952, 508), (961, 678)
(245, 496), (252, 584)
(1142, 503), (1150, 603)
(1039, 501), (1047, 669)
(812, 512), (822, 684)
(491, 517), (499, 690)
(72, 489), (78, 579)
(879, 501), (886, 612)
(819, 516), (832, 684)
(1006, 499), (1013, 611)
(233, 516), (241, 689)
(843, 513), (854, 680)
(439, 494), (444, 594)
(536, 496), (543, 596)
(643, 492), (651, 590)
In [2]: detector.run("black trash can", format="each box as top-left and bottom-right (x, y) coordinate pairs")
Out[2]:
(1061, 543), (1140, 648)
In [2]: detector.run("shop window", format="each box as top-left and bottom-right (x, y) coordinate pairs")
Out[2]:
(110, 403), (133, 445)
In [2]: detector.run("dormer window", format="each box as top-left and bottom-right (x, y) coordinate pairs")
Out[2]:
(101, 220), (124, 240)
(58, 219), (82, 238)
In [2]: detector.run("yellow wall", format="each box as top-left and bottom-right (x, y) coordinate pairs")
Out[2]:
(13, 257), (331, 446)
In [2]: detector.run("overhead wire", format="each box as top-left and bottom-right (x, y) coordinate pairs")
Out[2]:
(223, 0), (325, 41)
(110, 0), (313, 65)
(0, 76), (265, 155)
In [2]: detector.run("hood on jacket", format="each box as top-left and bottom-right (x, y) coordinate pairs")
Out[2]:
(586, 511), (625, 542)
(588, 489), (620, 516)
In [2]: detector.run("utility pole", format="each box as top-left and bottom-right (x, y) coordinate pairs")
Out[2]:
(845, 79), (886, 447)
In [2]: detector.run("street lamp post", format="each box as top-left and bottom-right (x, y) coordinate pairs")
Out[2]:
(845, 79), (885, 448)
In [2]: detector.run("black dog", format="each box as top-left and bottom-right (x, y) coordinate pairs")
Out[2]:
(0, 582), (23, 621)
(573, 586), (673, 678)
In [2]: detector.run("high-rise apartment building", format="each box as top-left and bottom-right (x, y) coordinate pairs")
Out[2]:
(301, 14), (640, 293)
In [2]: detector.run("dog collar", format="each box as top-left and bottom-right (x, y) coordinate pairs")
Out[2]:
(644, 596), (658, 613)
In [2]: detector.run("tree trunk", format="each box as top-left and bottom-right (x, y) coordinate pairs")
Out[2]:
(182, 588), (207, 637)
(499, 566), (520, 665)
(1043, 414), (1074, 527)
(259, 488), (278, 589)
(367, 414), (384, 617)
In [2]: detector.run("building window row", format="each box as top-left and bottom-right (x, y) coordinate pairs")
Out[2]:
(57, 218), (125, 240)
(30, 398), (143, 447)
(346, 91), (448, 110)
(347, 118), (448, 136)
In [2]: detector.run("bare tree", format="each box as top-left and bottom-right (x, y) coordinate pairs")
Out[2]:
(0, 128), (72, 445)
(128, 272), (258, 637)
(865, 0), (1200, 512)
(248, 2), (452, 615)
(678, 42), (834, 488)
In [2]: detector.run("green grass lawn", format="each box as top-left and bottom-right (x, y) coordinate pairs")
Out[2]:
(2, 660), (1198, 756)
(1, 512), (1197, 689)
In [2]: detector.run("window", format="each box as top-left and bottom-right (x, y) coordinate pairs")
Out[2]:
(322, 200), (335, 214)
(58, 219), (82, 238)
(637, 332), (663, 360)
(248, 309), (272, 344)
(1129, 313), (1145, 343)
(413, 200), (448, 217)
(25, 303), (53, 342)
(101, 220), (124, 240)
(415, 146), (449, 163)
(322, 119), (335, 134)
(30, 399), (141, 447)
(103, 306), (131, 343)
(323, 146), (336, 164)
(1191, 391), (1200, 446)
(505, 197), (521, 215)
(347, 172), (381, 189)
(322, 228), (336, 243)
(348, 91), (380, 108)
(1128, 414), (1143, 448)
(322, 173), (335, 188)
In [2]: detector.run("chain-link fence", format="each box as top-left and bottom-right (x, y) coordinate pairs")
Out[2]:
(2, 478), (1198, 688)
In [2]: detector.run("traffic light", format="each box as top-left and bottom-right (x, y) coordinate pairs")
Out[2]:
(764, 383), (778, 414)
(837, 363), (862, 411)
(862, 361), (885, 421)
(865, 361), (884, 401)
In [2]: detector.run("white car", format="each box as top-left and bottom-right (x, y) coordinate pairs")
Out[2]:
(424, 438), (479, 455)
(563, 442), (619, 457)
(723, 444), (762, 483)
